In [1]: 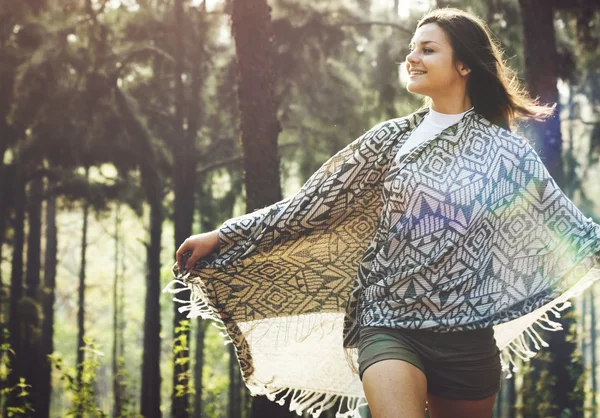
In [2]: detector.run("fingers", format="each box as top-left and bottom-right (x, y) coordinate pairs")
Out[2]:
(177, 234), (215, 270)
(176, 241), (190, 268)
(177, 241), (201, 270)
(186, 250), (201, 270)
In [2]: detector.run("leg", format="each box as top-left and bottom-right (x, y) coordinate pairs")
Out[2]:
(362, 359), (428, 418)
(426, 392), (496, 418)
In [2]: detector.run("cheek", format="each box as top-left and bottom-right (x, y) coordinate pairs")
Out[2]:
(427, 57), (457, 82)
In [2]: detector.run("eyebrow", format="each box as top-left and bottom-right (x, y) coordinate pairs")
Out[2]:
(409, 40), (440, 47)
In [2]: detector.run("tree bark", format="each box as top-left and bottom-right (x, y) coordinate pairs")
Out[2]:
(7, 164), (26, 412)
(25, 176), (43, 299)
(506, 375), (516, 418)
(519, 0), (563, 185)
(22, 174), (44, 413)
(591, 287), (597, 413)
(141, 197), (164, 418)
(171, 0), (197, 415)
(113, 86), (164, 418)
(228, 344), (242, 418)
(230, 1), (292, 416)
(112, 203), (123, 418)
(231, 0), (282, 213)
(38, 179), (57, 418)
(0, 160), (8, 292)
(0, 30), (17, 292)
(75, 168), (89, 418)
(193, 319), (206, 417)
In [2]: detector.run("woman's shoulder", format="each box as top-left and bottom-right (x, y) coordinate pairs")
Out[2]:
(467, 111), (533, 150)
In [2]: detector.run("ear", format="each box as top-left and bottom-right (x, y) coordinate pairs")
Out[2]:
(458, 61), (471, 76)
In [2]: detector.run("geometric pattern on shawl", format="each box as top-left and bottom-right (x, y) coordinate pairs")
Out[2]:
(357, 110), (600, 341)
(168, 108), (600, 417)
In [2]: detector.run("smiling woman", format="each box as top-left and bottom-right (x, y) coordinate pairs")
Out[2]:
(170, 7), (600, 418)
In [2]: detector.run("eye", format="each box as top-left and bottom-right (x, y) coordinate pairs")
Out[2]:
(423, 48), (434, 53)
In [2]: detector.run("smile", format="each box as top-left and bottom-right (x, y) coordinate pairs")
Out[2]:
(409, 71), (427, 76)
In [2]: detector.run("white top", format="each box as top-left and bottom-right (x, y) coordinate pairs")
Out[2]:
(395, 106), (473, 163)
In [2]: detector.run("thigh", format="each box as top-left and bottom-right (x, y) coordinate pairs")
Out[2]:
(363, 359), (428, 418)
(425, 328), (501, 401)
(426, 392), (496, 418)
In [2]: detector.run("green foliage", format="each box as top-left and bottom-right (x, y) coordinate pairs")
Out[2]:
(519, 351), (557, 417)
(566, 311), (586, 418)
(198, 323), (230, 418)
(50, 338), (108, 417)
(49, 338), (141, 418)
(0, 330), (34, 418)
(114, 357), (142, 418)
(173, 320), (195, 406)
(4, 378), (34, 418)
(518, 308), (588, 418)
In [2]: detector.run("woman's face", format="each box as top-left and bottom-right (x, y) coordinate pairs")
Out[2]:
(404, 23), (470, 100)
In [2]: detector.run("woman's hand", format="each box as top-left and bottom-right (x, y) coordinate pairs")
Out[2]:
(176, 230), (220, 269)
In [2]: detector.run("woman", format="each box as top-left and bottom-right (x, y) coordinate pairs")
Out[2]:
(172, 8), (600, 418)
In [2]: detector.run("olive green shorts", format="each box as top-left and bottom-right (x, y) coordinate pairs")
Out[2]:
(358, 326), (502, 400)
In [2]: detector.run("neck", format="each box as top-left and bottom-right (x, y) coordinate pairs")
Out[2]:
(429, 95), (472, 115)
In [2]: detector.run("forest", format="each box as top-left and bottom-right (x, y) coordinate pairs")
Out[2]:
(0, 0), (599, 417)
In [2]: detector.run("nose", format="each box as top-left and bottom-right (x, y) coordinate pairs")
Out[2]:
(406, 50), (419, 65)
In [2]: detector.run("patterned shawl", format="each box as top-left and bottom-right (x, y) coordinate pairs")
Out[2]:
(166, 108), (600, 417)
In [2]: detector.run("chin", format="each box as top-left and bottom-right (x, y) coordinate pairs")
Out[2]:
(406, 83), (427, 96)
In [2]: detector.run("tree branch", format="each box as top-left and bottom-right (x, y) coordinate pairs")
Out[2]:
(196, 142), (300, 175)
(335, 20), (412, 35)
(197, 155), (242, 176)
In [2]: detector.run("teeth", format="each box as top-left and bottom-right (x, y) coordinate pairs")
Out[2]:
(410, 71), (426, 75)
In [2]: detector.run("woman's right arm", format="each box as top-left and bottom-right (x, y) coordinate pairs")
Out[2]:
(176, 230), (220, 269)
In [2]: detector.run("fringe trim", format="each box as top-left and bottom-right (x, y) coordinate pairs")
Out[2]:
(163, 274), (222, 323)
(165, 263), (600, 415)
(498, 265), (600, 378)
(257, 386), (365, 418)
(164, 272), (367, 418)
(163, 276), (234, 350)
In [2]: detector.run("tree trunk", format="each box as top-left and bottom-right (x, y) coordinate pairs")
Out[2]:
(581, 291), (587, 409)
(0, 160), (8, 291)
(38, 179), (57, 418)
(591, 286), (597, 413)
(75, 168), (90, 418)
(7, 164), (26, 412)
(113, 85), (164, 418)
(228, 344), (242, 418)
(0, 39), (16, 292)
(25, 175), (43, 299)
(518, 0), (563, 185)
(23, 174), (44, 413)
(492, 387), (501, 417)
(231, 1), (291, 416)
(141, 197), (163, 418)
(193, 319), (206, 417)
(493, 374), (516, 418)
(113, 203), (123, 417)
(0, 162), (10, 400)
(231, 0), (282, 213)
(195, 172), (227, 418)
(506, 375), (516, 418)
(171, 0), (197, 415)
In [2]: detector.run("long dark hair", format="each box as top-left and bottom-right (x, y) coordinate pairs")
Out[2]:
(417, 8), (554, 130)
